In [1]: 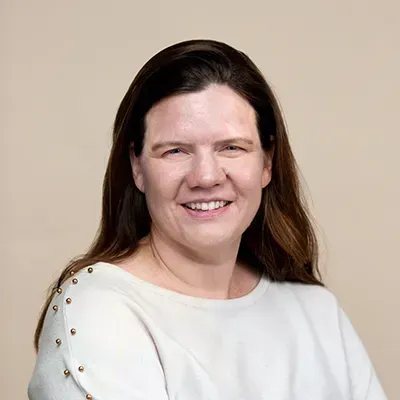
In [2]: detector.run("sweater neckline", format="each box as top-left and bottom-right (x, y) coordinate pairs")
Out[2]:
(92, 261), (270, 310)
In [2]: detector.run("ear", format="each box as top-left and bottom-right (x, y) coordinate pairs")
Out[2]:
(262, 136), (274, 188)
(129, 142), (145, 193)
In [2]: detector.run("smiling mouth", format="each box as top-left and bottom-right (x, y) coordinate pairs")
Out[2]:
(182, 201), (232, 211)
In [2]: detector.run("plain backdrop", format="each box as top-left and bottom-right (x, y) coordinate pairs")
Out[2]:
(2, 1), (399, 398)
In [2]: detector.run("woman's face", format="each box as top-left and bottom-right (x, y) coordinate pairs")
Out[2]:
(130, 84), (272, 251)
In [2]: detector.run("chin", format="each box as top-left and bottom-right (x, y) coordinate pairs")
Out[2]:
(184, 229), (241, 249)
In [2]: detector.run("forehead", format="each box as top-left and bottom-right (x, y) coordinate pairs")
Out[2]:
(144, 84), (258, 143)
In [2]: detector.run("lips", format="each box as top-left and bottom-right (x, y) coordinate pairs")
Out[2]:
(183, 200), (232, 211)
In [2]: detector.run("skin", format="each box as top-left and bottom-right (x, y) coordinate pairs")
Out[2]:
(125, 84), (273, 299)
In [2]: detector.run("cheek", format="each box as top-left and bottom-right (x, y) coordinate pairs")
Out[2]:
(228, 159), (266, 192)
(142, 161), (184, 202)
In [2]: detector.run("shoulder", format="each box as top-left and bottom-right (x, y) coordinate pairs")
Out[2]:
(267, 280), (341, 330)
(276, 282), (387, 398)
(58, 263), (133, 305)
(29, 263), (168, 399)
(268, 281), (387, 398)
(41, 263), (151, 349)
(274, 280), (339, 311)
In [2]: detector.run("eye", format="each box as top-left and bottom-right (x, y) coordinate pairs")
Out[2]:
(164, 148), (184, 156)
(223, 145), (244, 152)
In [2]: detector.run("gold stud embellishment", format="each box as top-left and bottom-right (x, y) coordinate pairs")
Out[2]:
(55, 338), (62, 345)
(70, 328), (76, 335)
(63, 369), (70, 376)
(70, 271), (75, 276)
(53, 305), (59, 311)
(66, 298), (72, 304)
(88, 267), (93, 273)
(86, 395), (92, 399)
(78, 365), (84, 372)
(72, 278), (78, 284)
(56, 288), (62, 294)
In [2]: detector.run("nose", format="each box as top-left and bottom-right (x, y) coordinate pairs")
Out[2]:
(186, 152), (226, 189)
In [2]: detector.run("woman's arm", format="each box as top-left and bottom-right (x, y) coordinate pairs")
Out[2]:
(28, 274), (169, 400)
(338, 304), (387, 400)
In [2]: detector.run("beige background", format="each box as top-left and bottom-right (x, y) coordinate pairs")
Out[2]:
(2, 0), (399, 398)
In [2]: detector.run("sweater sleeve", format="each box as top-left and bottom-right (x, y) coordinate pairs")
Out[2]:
(338, 305), (387, 400)
(28, 271), (169, 400)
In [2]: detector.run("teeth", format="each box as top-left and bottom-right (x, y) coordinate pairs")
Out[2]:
(185, 201), (229, 211)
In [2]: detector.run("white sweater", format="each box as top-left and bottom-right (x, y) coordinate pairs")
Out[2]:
(28, 262), (387, 399)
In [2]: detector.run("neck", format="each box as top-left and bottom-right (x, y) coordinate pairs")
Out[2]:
(140, 228), (253, 299)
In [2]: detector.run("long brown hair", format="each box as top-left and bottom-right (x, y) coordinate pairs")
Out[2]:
(34, 39), (323, 352)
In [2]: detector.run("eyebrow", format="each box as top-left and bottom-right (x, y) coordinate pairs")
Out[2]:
(150, 137), (255, 152)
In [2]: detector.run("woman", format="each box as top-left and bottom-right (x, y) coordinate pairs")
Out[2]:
(28, 39), (386, 399)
